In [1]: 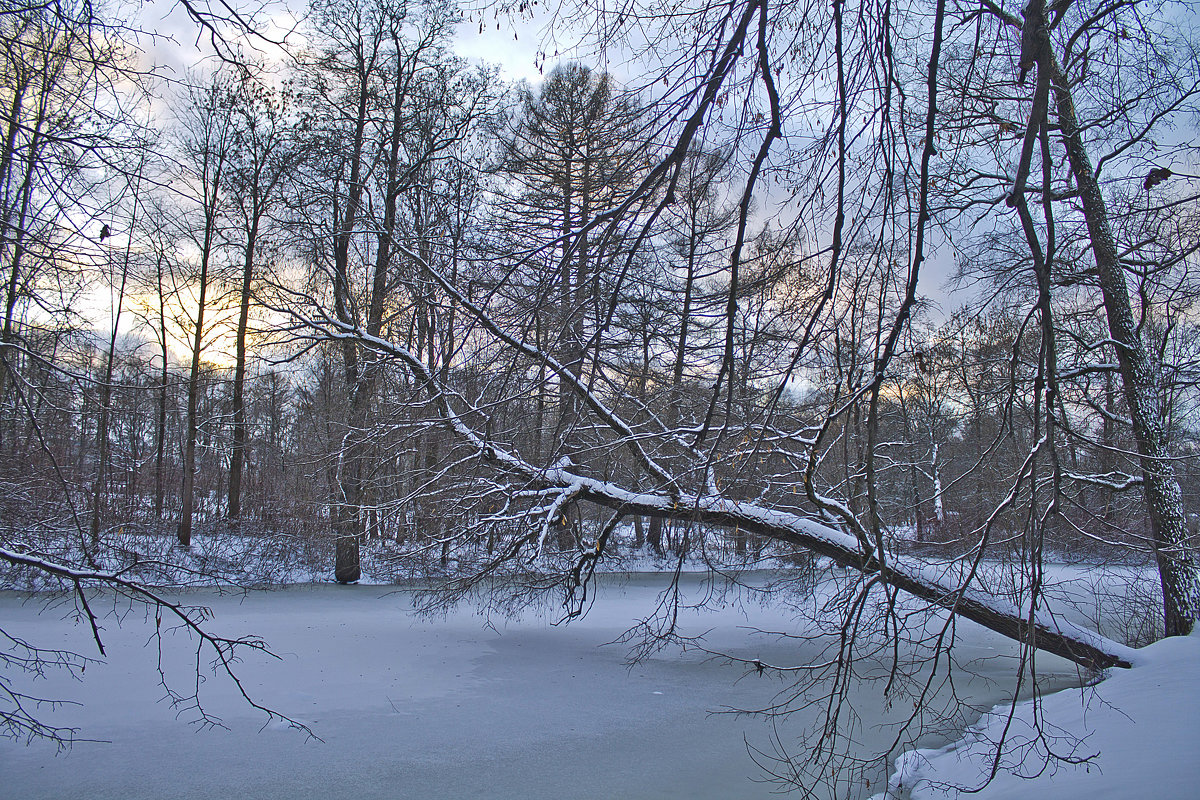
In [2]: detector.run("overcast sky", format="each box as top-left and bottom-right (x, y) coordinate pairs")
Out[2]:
(129, 0), (554, 83)
(124, 0), (964, 317)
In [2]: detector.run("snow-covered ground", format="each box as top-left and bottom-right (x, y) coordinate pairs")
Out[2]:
(876, 628), (1200, 799)
(0, 524), (808, 591)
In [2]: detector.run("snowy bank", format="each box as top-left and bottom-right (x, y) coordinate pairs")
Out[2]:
(876, 630), (1200, 799)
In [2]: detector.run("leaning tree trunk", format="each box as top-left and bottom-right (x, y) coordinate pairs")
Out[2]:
(1050, 55), (1199, 636)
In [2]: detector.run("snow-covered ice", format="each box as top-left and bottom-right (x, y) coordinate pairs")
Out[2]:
(1, 570), (1189, 799)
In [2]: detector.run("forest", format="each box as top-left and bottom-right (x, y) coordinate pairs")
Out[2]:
(1, 0), (1198, 795)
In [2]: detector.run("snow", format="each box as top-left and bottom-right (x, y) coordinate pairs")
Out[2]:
(1, 573), (1087, 799)
(875, 629), (1200, 799)
(2, 564), (1194, 798)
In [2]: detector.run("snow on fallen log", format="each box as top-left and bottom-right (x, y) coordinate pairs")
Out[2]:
(551, 471), (1137, 672)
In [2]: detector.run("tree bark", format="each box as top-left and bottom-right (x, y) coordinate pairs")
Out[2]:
(154, 254), (169, 520)
(179, 140), (225, 549)
(328, 47), (374, 584)
(1049, 55), (1199, 636)
(227, 211), (259, 521)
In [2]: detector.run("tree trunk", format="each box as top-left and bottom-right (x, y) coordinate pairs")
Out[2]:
(227, 211), (259, 521)
(329, 58), (373, 584)
(154, 257), (169, 521)
(179, 153), (223, 548)
(0, 96), (43, 452)
(647, 515), (663, 556)
(567, 475), (1134, 671)
(91, 183), (138, 543)
(912, 463), (924, 544)
(1050, 56), (1199, 636)
(89, 350), (114, 545)
(1101, 369), (1116, 521)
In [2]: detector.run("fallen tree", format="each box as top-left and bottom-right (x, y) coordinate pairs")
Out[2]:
(303, 312), (1137, 673)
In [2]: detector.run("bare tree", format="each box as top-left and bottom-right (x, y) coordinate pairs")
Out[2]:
(89, 147), (152, 545)
(226, 72), (296, 522)
(285, 0), (1197, 791)
(944, 0), (1200, 635)
(283, 0), (498, 580)
(174, 76), (236, 548)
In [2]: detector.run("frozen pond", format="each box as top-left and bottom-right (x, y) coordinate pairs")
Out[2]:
(1, 573), (1085, 798)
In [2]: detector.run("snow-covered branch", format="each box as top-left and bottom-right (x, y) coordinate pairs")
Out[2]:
(300, 314), (1136, 672)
